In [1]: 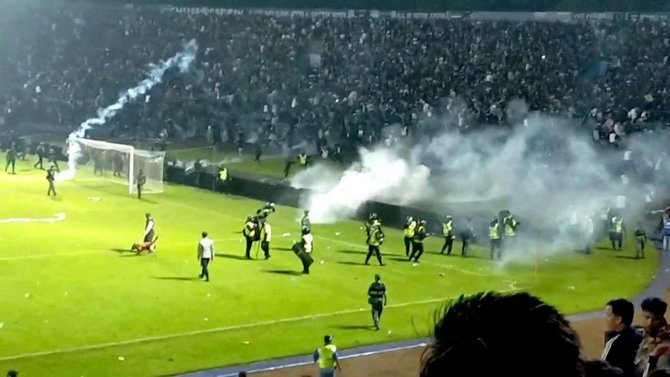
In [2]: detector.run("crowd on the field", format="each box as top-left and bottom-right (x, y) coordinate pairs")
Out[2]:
(1, 4), (669, 149)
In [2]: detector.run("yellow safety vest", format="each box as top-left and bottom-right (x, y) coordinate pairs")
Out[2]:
(490, 224), (500, 240)
(443, 221), (453, 237)
(219, 168), (228, 181)
(318, 345), (337, 369)
(504, 217), (516, 237)
(299, 154), (307, 165)
(615, 219), (623, 233)
(404, 221), (416, 238)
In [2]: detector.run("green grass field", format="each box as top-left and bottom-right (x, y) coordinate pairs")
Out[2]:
(0, 159), (660, 377)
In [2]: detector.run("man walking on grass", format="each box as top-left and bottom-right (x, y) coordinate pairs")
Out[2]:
(198, 231), (214, 282)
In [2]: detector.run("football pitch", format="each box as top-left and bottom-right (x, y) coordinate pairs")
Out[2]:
(0, 159), (660, 377)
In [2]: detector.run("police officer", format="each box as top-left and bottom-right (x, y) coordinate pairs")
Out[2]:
(409, 220), (427, 263)
(365, 213), (378, 240)
(218, 165), (229, 192)
(502, 212), (519, 251)
(5, 144), (16, 174)
(635, 223), (647, 259)
(313, 335), (339, 377)
(292, 227), (314, 274)
(365, 218), (384, 266)
(46, 165), (57, 197)
(489, 217), (502, 259)
(242, 216), (257, 259)
(367, 274), (387, 330)
(610, 216), (624, 250)
(403, 216), (416, 257)
(440, 215), (454, 255)
(298, 151), (308, 169)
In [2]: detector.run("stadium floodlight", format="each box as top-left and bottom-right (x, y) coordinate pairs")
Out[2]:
(69, 138), (165, 194)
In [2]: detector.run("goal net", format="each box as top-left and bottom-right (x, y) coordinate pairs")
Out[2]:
(69, 137), (165, 194)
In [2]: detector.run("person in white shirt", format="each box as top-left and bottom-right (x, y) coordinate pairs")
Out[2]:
(198, 231), (215, 282)
(143, 213), (156, 252)
(261, 222), (272, 260)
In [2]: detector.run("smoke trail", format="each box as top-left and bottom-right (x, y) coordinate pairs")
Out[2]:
(57, 39), (198, 181)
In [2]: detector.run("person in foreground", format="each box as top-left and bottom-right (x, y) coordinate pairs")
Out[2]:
(420, 291), (616, 377)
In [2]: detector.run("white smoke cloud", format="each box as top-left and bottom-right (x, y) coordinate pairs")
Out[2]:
(292, 147), (432, 224)
(57, 39), (198, 181)
(292, 109), (668, 264)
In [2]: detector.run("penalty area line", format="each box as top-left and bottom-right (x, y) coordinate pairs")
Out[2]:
(0, 293), (522, 362)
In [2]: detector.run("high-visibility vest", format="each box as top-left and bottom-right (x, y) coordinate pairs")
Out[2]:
(443, 220), (453, 237)
(299, 154), (307, 165)
(504, 217), (516, 237)
(490, 224), (500, 240)
(368, 225), (382, 246)
(219, 168), (228, 181)
(614, 219), (623, 233)
(317, 345), (337, 369)
(404, 221), (416, 238)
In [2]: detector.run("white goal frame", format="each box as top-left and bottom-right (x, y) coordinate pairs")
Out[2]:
(71, 137), (165, 195)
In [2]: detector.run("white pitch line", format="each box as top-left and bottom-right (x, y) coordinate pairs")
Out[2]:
(0, 291), (523, 362)
(215, 342), (429, 377)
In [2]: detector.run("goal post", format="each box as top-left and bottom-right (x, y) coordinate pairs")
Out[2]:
(69, 137), (165, 194)
(130, 148), (166, 195)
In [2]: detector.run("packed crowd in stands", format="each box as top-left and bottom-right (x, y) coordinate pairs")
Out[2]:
(1, 4), (669, 150)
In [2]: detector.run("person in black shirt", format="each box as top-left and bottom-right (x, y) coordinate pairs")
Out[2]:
(367, 274), (387, 331)
(5, 145), (16, 174)
(34, 143), (45, 169)
(46, 166), (57, 197)
(136, 169), (146, 199)
(47, 146), (59, 172)
(460, 218), (475, 256)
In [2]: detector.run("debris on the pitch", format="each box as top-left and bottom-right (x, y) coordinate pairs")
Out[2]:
(387, 330), (392, 335)
(320, 260), (325, 264)
(24, 293), (30, 298)
(64, 291), (68, 296)
(439, 273), (445, 277)
(335, 232), (341, 236)
(243, 341), (250, 345)
(0, 323), (4, 329)
(88, 197), (102, 202)
(282, 232), (291, 237)
(567, 286), (576, 290)
(412, 263), (419, 267)
(203, 317), (209, 321)
(117, 356), (125, 361)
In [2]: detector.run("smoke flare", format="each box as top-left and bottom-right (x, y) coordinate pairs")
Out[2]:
(57, 39), (198, 181)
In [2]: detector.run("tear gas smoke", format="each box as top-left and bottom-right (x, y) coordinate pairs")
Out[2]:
(57, 39), (198, 181)
(292, 109), (669, 264)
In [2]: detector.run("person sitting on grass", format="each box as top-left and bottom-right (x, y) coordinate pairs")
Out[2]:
(131, 236), (158, 254)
